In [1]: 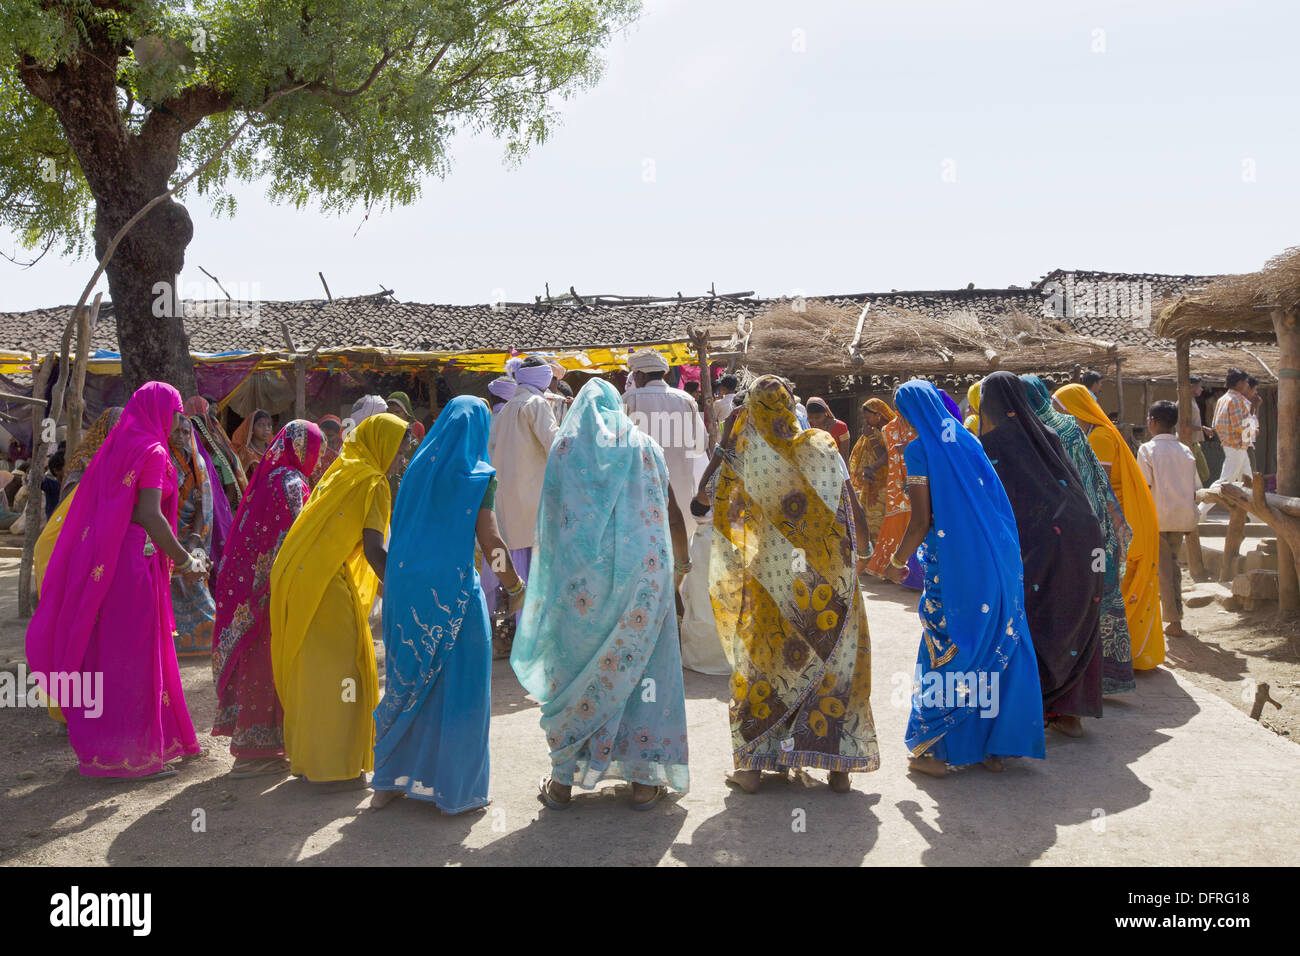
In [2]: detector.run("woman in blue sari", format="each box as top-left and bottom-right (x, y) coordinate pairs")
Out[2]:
(890, 380), (1045, 776)
(512, 378), (691, 810)
(371, 396), (525, 812)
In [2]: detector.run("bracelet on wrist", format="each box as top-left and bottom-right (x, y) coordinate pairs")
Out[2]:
(505, 580), (526, 595)
(889, 553), (907, 570)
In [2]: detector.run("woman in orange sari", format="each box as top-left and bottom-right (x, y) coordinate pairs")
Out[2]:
(231, 409), (272, 481)
(1054, 384), (1164, 670)
(863, 402), (923, 589)
(847, 399), (891, 550)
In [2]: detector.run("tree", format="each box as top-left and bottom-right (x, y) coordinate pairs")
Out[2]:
(2, 0), (641, 393)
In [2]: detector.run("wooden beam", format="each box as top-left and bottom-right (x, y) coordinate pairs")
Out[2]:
(18, 353), (54, 618)
(66, 295), (97, 454)
(293, 356), (308, 420)
(1272, 306), (1300, 613)
(1114, 357), (1125, 423)
(694, 328), (718, 449)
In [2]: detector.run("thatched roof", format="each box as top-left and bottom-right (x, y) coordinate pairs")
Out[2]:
(1156, 247), (1300, 341)
(732, 298), (1119, 379)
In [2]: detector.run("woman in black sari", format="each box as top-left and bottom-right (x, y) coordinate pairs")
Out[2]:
(977, 372), (1104, 736)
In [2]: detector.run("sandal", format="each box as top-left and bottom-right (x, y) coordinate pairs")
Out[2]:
(827, 770), (851, 793)
(630, 784), (666, 811)
(907, 755), (948, 778)
(724, 770), (761, 794)
(228, 757), (291, 780)
(102, 767), (178, 783)
(1047, 716), (1085, 738)
(537, 776), (571, 810)
(982, 756), (1006, 773)
(370, 789), (404, 810)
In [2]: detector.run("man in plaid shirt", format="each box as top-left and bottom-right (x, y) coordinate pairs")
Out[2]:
(1198, 368), (1254, 519)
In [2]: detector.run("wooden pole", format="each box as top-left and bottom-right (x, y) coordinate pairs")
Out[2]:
(1272, 306), (1300, 614)
(1176, 338), (1208, 579)
(18, 354), (54, 618)
(1220, 504), (1248, 584)
(695, 329), (718, 448)
(1114, 357), (1125, 424)
(65, 295), (98, 454)
(294, 356), (308, 420)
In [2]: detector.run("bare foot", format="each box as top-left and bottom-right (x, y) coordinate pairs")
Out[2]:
(907, 755), (948, 777)
(982, 756), (1005, 773)
(725, 770), (762, 793)
(370, 789), (403, 809)
(827, 770), (851, 793)
(1165, 623), (1186, 637)
(1048, 715), (1085, 738)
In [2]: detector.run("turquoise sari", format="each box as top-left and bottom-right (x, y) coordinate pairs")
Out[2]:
(1021, 375), (1135, 695)
(511, 378), (689, 793)
(373, 396), (494, 813)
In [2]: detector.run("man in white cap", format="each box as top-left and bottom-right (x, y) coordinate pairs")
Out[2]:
(623, 348), (707, 541)
(486, 355), (559, 651)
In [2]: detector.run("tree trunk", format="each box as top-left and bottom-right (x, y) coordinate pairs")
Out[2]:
(1273, 307), (1300, 614)
(18, 355), (55, 618)
(96, 194), (198, 396)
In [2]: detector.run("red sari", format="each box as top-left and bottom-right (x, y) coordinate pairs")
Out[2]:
(211, 420), (323, 758)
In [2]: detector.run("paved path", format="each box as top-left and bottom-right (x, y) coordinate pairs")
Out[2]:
(3, 579), (1298, 866)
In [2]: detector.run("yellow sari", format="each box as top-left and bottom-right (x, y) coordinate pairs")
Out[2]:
(711, 376), (879, 774)
(964, 381), (982, 435)
(847, 398), (892, 540)
(269, 412), (407, 781)
(1054, 384), (1164, 669)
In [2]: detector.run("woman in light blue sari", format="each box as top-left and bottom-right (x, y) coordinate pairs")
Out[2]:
(890, 380), (1046, 776)
(512, 378), (691, 810)
(371, 396), (525, 813)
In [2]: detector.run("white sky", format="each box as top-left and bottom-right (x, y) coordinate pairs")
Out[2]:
(2, 0), (1298, 311)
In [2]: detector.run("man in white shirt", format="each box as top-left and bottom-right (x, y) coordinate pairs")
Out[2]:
(1137, 401), (1199, 638)
(712, 373), (739, 424)
(486, 356), (558, 643)
(623, 348), (707, 541)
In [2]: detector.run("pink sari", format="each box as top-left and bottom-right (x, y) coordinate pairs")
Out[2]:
(26, 382), (200, 777)
(212, 420), (323, 758)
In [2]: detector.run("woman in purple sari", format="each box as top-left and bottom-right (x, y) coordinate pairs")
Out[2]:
(25, 382), (203, 781)
(212, 420), (324, 777)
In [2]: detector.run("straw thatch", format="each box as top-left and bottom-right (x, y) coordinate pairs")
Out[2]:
(1156, 246), (1300, 341)
(731, 297), (1118, 379)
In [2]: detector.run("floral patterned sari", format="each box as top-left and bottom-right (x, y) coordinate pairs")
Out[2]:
(510, 379), (689, 793)
(212, 420), (323, 758)
(710, 376), (879, 774)
(847, 400), (890, 541)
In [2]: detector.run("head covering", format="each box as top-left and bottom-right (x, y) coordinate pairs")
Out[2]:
(862, 398), (895, 423)
(892, 379), (1045, 764)
(509, 378), (690, 792)
(185, 396), (246, 494)
(805, 396), (830, 414)
(386, 391), (414, 419)
(966, 381), (982, 414)
(514, 362), (554, 392)
(270, 412), (407, 704)
(1054, 383), (1164, 669)
(627, 348), (669, 374)
(487, 376), (517, 401)
(213, 419), (323, 695)
(410, 421), (426, 440)
(230, 409), (271, 473)
(708, 374), (879, 773)
(374, 397), (494, 794)
(978, 372), (1103, 716)
(350, 395), (388, 424)
(62, 406), (124, 494)
(318, 414), (342, 428)
(27, 382), (182, 685)
(939, 389), (963, 420)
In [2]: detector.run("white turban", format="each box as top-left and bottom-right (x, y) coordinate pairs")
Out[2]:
(627, 348), (669, 374)
(349, 394), (388, 424)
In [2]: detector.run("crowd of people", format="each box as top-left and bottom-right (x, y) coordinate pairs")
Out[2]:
(22, 353), (1248, 811)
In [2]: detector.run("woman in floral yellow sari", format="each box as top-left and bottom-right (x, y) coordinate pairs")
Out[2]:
(847, 399), (891, 547)
(711, 376), (879, 794)
(269, 412), (409, 786)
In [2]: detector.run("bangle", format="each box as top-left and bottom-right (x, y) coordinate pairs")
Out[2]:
(889, 553), (908, 570)
(505, 580), (525, 596)
(173, 554), (193, 575)
(674, 560), (692, 575)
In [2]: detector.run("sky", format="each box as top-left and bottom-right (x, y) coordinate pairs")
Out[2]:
(2, 0), (1298, 310)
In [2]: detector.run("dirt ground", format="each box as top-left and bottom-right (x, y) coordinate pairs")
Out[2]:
(2, 555), (1297, 866)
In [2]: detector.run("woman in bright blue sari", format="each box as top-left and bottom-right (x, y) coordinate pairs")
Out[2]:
(512, 378), (691, 810)
(371, 396), (525, 813)
(889, 380), (1045, 776)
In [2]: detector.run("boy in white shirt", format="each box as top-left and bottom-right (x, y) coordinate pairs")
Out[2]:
(1137, 401), (1199, 637)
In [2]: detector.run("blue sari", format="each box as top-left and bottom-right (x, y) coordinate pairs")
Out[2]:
(511, 378), (689, 793)
(372, 396), (494, 813)
(894, 380), (1045, 765)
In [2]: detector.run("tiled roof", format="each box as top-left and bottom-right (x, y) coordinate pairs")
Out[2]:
(1033, 269), (1217, 345)
(0, 270), (1243, 360)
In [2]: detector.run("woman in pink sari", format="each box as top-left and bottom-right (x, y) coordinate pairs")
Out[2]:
(25, 382), (203, 781)
(212, 420), (323, 777)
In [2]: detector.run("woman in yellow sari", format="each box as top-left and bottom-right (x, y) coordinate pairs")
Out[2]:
(964, 381), (981, 434)
(711, 376), (879, 794)
(1054, 384), (1164, 670)
(847, 399), (892, 549)
(269, 412), (410, 786)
